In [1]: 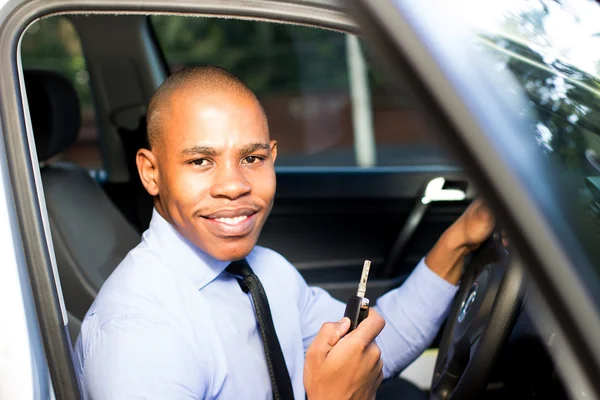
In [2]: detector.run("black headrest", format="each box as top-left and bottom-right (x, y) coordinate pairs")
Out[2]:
(24, 70), (81, 162)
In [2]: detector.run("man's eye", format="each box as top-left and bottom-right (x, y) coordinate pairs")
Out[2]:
(242, 156), (264, 165)
(190, 159), (211, 167)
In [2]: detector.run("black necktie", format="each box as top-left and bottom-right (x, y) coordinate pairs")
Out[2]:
(226, 259), (294, 400)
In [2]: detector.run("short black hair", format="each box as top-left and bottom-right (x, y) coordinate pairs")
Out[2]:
(146, 65), (260, 149)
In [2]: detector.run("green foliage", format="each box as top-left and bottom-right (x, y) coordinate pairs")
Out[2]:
(480, 2), (600, 234)
(482, 8), (600, 178)
(20, 14), (388, 109)
(150, 15), (350, 96)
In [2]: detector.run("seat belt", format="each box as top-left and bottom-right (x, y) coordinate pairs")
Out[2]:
(381, 184), (430, 277)
(382, 177), (467, 277)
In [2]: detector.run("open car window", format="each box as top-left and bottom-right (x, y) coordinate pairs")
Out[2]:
(150, 15), (452, 168)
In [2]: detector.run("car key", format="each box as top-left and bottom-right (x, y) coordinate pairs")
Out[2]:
(343, 260), (371, 333)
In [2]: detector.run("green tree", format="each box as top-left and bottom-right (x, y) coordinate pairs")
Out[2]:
(150, 15), (349, 96)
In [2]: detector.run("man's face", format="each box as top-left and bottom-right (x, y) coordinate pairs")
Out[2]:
(142, 89), (277, 261)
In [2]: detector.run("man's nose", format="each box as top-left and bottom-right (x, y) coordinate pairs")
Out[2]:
(210, 162), (252, 200)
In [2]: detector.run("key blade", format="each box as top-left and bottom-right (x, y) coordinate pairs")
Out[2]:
(357, 260), (371, 298)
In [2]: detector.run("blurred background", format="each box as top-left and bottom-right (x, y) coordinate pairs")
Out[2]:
(21, 15), (450, 175)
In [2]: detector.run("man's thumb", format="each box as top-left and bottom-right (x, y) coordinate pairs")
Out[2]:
(324, 317), (351, 347)
(333, 317), (351, 341)
(306, 318), (351, 364)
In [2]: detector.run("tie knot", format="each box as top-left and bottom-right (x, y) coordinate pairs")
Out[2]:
(226, 258), (254, 279)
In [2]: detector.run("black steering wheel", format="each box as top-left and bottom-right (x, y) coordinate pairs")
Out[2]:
(430, 233), (526, 399)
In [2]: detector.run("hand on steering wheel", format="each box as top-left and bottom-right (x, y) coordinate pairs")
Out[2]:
(430, 232), (525, 399)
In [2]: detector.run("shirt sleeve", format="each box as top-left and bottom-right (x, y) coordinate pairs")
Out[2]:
(291, 266), (347, 352)
(374, 258), (458, 378)
(293, 257), (457, 379)
(79, 315), (205, 400)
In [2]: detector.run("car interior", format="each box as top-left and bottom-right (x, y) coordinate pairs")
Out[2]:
(19, 11), (573, 399)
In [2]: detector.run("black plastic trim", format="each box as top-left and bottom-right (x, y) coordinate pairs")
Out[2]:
(275, 167), (470, 199)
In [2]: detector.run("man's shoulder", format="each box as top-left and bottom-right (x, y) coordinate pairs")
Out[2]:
(75, 243), (189, 357)
(85, 244), (180, 326)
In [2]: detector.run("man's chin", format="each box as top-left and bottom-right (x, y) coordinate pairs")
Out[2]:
(205, 237), (257, 262)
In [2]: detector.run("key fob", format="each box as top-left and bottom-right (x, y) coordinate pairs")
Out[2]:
(344, 295), (370, 332)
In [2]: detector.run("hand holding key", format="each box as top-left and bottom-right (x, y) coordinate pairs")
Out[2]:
(304, 260), (385, 400)
(304, 309), (385, 400)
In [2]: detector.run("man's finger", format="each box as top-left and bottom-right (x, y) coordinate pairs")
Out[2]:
(471, 198), (493, 222)
(466, 196), (484, 214)
(350, 309), (385, 347)
(306, 318), (351, 364)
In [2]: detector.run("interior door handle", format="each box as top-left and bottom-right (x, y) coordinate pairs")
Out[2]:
(421, 177), (467, 204)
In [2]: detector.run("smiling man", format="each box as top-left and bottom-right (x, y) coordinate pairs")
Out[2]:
(139, 71), (275, 261)
(74, 66), (496, 400)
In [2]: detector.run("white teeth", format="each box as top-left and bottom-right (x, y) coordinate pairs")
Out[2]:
(215, 215), (249, 225)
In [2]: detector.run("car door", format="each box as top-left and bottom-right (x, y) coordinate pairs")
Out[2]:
(3, 1), (600, 400)
(347, 0), (600, 397)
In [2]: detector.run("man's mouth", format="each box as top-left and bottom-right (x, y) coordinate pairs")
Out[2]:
(201, 208), (259, 237)
(211, 215), (250, 225)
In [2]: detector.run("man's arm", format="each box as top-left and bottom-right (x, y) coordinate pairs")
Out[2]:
(78, 315), (205, 400)
(374, 198), (496, 376)
(296, 198), (495, 378)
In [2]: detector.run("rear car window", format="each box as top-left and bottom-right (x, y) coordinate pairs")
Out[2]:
(21, 16), (102, 173)
(150, 16), (452, 168)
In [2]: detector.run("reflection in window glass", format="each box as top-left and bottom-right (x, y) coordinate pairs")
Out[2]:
(463, 0), (600, 232)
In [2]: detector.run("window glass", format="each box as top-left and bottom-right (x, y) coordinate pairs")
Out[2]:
(460, 0), (600, 279)
(471, 0), (600, 234)
(150, 16), (450, 167)
(21, 16), (102, 171)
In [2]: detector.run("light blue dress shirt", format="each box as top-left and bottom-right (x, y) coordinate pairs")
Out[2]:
(74, 209), (458, 399)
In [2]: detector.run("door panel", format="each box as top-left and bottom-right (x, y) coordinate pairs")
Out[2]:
(258, 167), (474, 302)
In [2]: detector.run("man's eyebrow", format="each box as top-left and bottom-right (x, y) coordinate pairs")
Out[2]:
(179, 146), (222, 157)
(238, 142), (270, 156)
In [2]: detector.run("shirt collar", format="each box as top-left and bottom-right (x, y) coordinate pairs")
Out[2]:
(143, 208), (229, 290)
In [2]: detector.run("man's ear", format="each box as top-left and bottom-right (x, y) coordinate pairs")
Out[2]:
(136, 148), (159, 196)
(270, 140), (278, 164)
